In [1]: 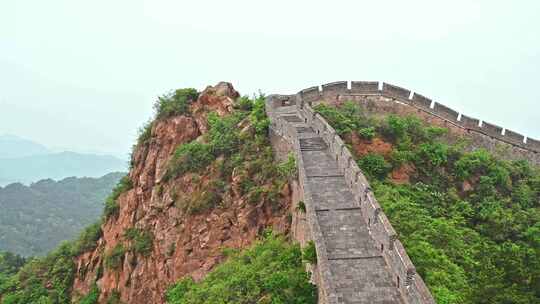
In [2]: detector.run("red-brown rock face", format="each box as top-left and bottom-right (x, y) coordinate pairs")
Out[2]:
(71, 82), (291, 304)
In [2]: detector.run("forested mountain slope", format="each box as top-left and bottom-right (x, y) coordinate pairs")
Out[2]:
(1, 82), (538, 304)
(0, 83), (315, 304)
(0, 172), (124, 256)
(314, 102), (540, 303)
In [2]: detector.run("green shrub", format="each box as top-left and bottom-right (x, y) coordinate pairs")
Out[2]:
(103, 176), (133, 220)
(415, 142), (449, 168)
(302, 241), (317, 264)
(455, 149), (493, 180)
(207, 112), (242, 156)
(166, 142), (214, 180)
(234, 96), (253, 111)
(385, 115), (422, 141)
(166, 234), (316, 304)
(383, 115), (447, 145)
(104, 244), (126, 270)
(313, 103), (355, 135)
(389, 149), (414, 167)
(106, 290), (123, 304)
(0, 252), (26, 275)
(123, 228), (154, 256)
(103, 199), (119, 220)
(182, 180), (225, 214)
(247, 186), (265, 205)
(72, 221), (103, 255)
(277, 153), (297, 179)
(154, 88), (198, 119)
(249, 95), (270, 135)
(313, 101), (367, 136)
(358, 127), (375, 140)
(296, 201), (306, 213)
(136, 120), (153, 146)
(357, 153), (391, 180)
(339, 101), (364, 121)
(0, 242), (76, 303)
(78, 283), (100, 304)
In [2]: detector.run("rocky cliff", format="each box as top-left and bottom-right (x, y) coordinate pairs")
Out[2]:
(71, 83), (293, 303)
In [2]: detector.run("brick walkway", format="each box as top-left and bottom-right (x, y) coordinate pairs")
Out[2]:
(275, 106), (403, 304)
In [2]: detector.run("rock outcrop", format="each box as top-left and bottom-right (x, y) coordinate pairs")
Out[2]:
(71, 82), (291, 304)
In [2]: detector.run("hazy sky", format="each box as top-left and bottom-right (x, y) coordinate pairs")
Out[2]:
(2, 0), (539, 158)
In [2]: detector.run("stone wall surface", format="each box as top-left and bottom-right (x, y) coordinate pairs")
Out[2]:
(267, 81), (539, 303)
(266, 93), (436, 304)
(292, 81), (540, 162)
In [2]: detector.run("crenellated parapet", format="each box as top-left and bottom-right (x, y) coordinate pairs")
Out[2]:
(296, 103), (434, 304)
(266, 93), (436, 304)
(266, 81), (537, 303)
(295, 81), (539, 153)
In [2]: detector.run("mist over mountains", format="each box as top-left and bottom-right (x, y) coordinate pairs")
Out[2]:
(0, 134), (127, 186)
(0, 134), (50, 158)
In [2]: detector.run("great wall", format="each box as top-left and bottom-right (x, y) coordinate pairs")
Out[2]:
(265, 81), (540, 304)
(294, 81), (540, 164)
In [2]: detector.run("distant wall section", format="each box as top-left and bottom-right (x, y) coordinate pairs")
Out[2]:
(298, 81), (540, 165)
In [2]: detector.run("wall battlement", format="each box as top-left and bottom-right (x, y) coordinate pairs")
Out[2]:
(294, 81), (540, 153)
(266, 81), (538, 303)
(266, 93), (436, 304)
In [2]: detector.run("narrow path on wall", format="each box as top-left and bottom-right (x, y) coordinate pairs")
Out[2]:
(273, 106), (403, 304)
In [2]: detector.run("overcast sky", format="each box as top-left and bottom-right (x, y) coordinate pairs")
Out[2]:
(1, 0), (539, 158)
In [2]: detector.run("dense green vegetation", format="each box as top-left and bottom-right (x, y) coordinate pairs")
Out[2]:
(104, 244), (126, 270)
(315, 102), (540, 304)
(0, 252), (26, 300)
(0, 171), (134, 302)
(103, 175), (133, 220)
(71, 222), (103, 256)
(123, 228), (154, 256)
(166, 233), (316, 304)
(0, 243), (75, 304)
(166, 94), (295, 216)
(155, 88), (199, 119)
(105, 290), (122, 304)
(301, 241), (317, 265)
(0, 172), (123, 257)
(0, 89), (308, 304)
(77, 283), (100, 304)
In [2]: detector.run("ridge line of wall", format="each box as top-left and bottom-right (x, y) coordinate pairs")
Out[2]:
(297, 102), (435, 304)
(266, 95), (338, 304)
(297, 81), (539, 153)
(266, 94), (435, 304)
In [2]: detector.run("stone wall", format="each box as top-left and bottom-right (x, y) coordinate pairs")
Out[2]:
(268, 81), (538, 303)
(266, 97), (337, 303)
(296, 103), (434, 304)
(266, 94), (435, 303)
(297, 81), (540, 155)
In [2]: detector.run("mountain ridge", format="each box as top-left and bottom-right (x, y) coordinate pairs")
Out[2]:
(0, 151), (127, 186)
(0, 172), (125, 257)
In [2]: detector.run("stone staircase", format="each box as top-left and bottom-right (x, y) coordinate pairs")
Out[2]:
(271, 105), (404, 304)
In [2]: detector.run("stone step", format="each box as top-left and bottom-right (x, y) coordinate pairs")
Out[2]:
(330, 258), (402, 304)
(302, 150), (342, 176)
(316, 209), (380, 259)
(299, 137), (327, 151)
(281, 115), (304, 123)
(269, 104), (405, 304)
(296, 126), (314, 133)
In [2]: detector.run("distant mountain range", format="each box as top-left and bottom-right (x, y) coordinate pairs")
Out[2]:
(0, 172), (124, 256)
(0, 134), (127, 186)
(0, 134), (51, 158)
